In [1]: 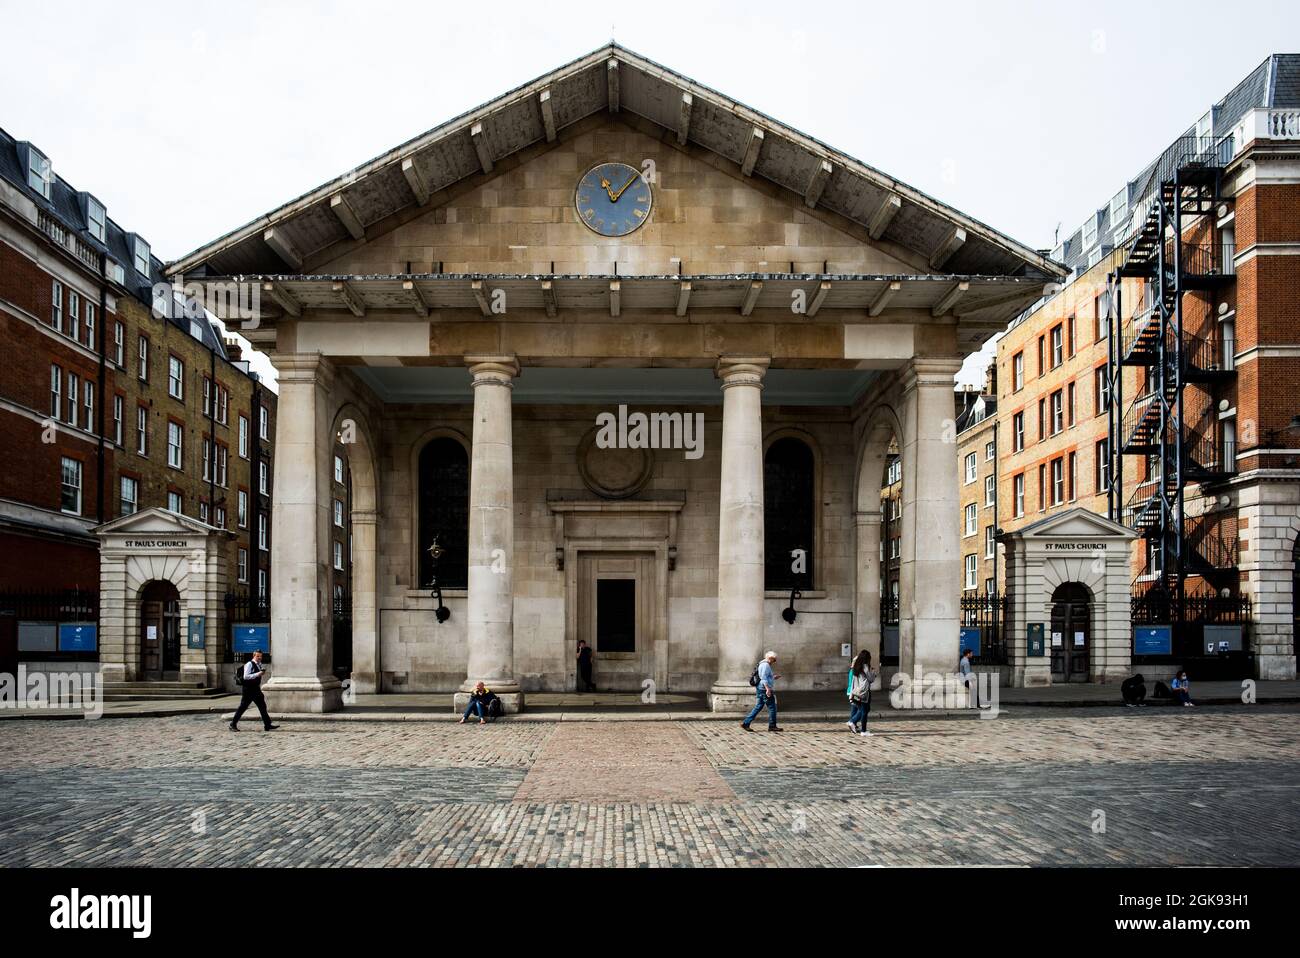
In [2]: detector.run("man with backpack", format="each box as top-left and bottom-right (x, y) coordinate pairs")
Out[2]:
(458, 681), (503, 724)
(229, 649), (278, 732)
(741, 651), (782, 732)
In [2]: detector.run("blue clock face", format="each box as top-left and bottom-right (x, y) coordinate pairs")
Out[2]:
(575, 162), (653, 237)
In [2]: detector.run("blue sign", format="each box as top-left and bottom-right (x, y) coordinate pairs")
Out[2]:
(1134, 625), (1171, 656)
(959, 627), (981, 656)
(59, 623), (97, 652)
(233, 623), (270, 654)
(1026, 623), (1045, 657)
(188, 615), (206, 650)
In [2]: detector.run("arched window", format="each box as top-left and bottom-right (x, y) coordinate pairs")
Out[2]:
(417, 437), (469, 589)
(764, 436), (815, 590)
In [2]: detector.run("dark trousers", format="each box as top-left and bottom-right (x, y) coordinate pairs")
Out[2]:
(232, 683), (272, 728)
(1123, 685), (1146, 705)
(1173, 689), (1191, 705)
(579, 663), (594, 691)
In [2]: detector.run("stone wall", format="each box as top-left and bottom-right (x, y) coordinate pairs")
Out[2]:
(374, 400), (857, 693)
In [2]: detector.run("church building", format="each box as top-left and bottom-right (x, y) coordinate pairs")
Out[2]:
(168, 45), (1066, 711)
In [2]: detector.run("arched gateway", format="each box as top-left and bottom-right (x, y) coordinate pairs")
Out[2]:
(166, 45), (1066, 712)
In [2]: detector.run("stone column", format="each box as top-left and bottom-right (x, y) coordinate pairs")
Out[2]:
(898, 358), (964, 698)
(1238, 486), (1300, 680)
(853, 509), (883, 687)
(710, 356), (769, 712)
(264, 354), (343, 713)
(457, 356), (523, 712)
(349, 509), (380, 694)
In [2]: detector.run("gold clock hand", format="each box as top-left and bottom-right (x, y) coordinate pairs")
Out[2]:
(612, 170), (642, 202)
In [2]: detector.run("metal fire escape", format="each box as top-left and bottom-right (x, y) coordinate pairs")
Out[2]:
(1106, 134), (1238, 627)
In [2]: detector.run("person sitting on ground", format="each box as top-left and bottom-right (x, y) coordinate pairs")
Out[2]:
(1121, 672), (1147, 707)
(1171, 670), (1195, 707)
(458, 681), (496, 725)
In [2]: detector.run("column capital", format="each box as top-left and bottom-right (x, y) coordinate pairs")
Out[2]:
(466, 355), (520, 386)
(900, 357), (964, 393)
(274, 353), (335, 389)
(854, 509), (884, 526)
(350, 510), (379, 526)
(715, 355), (770, 389)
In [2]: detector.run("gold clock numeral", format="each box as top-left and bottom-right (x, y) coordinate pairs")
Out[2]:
(633, 209), (644, 218)
(584, 209), (595, 220)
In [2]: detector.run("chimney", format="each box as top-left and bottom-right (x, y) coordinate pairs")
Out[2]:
(224, 337), (243, 363)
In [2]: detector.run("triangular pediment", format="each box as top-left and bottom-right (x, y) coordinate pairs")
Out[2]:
(94, 506), (217, 538)
(169, 44), (1064, 284)
(1011, 507), (1137, 541)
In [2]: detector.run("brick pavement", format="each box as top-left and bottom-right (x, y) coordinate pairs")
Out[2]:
(1, 706), (1298, 867)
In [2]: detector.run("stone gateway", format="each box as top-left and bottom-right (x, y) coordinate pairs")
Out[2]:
(168, 45), (1066, 712)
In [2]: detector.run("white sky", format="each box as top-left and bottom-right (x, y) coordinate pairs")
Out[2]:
(3, 0), (1295, 390)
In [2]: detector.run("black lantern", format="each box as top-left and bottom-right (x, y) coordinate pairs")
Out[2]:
(427, 538), (451, 623)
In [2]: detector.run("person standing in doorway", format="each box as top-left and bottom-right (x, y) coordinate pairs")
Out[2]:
(230, 650), (278, 732)
(576, 639), (594, 692)
(741, 651), (782, 732)
(846, 650), (878, 736)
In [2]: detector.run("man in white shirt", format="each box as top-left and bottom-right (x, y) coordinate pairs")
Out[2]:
(230, 649), (279, 731)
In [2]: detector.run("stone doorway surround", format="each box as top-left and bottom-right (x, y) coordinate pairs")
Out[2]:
(999, 508), (1136, 687)
(95, 507), (233, 686)
(547, 492), (683, 695)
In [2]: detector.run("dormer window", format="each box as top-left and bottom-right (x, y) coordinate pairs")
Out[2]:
(132, 236), (151, 277)
(1081, 213), (1099, 251)
(105, 259), (125, 285)
(84, 195), (106, 243)
(1108, 187), (1128, 224)
(26, 145), (52, 199)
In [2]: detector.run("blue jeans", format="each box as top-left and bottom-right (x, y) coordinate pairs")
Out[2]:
(462, 699), (486, 721)
(849, 695), (871, 728)
(744, 688), (777, 727)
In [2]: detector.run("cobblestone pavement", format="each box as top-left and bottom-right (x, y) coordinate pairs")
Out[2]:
(1, 707), (1298, 867)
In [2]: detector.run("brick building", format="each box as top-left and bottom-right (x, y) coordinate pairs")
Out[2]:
(0, 127), (276, 681)
(955, 377), (998, 597)
(991, 54), (1300, 681)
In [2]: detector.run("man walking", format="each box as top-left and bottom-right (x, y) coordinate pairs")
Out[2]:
(741, 650), (782, 732)
(230, 649), (279, 732)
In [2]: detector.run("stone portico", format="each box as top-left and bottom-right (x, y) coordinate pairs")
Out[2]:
(168, 45), (1065, 712)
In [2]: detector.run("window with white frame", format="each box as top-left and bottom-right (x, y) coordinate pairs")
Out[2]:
(238, 548), (248, 583)
(333, 541), (344, 571)
(1013, 412), (1024, 452)
(217, 386), (228, 425)
(27, 147), (52, 198)
(136, 406), (147, 456)
(217, 445), (227, 487)
(985, 525), (995, 558)
(257, 569), (267, 599)
(50, 364), (61, 418)
(1014, 473), (1025, 517)
(964, 452), (977, 484)
(334, 455), (344, 484)
(334, 499), (344, 528)
(202, 438), (211, 481)
(215, 505), (226, 529)
(238, 490), (248, 528)
(202, 378), (211, 417)
(1051, 457), (1064, 506)
(132, 236), (150, 277)
(112, 395), (123, 445)
(1095, 439), (1109, 493)
(84, 302), (96, 348)
(167, 491), (182, 514)
(68, 290), (80, 341)
(259, 404), (269, 440)
(83, 381), (93, 432)
(1013, 352), (1024, 391)
(199, 500), (209, 523)
(984, 474), (995, 506)
(1081, 212), (1099, 250)
(86, 196), (106, 242)
(60, 457), (82, 514)
(1051, 390), (1064, 435)
(964, 554), (978, 590)
(168, 356), (183, 400)
(138, 336), (149, 381)
(51, 281), (63, 331)
(259, 515), (268, 551)
(120, 476), (138, 516)
(259, 462), (268, 495)
(964, 503), (978, 536)
(1050, 325), (1062, 368)
(65, 372), (78, 426)
(1109, 186), (1128, 225)
(113, 322), (124, 366)
(167, 422), (183, 469)
(985, 440), (995, 461)
(239, 416), (249, 458)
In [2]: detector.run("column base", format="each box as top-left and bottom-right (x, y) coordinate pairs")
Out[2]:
(709, 683), (757, 713)
(1012, 664), (1053, 688)
(263, 676), (344, 713)
(349, 672), (381, 695)
(1256, 653), (1297, 681)
(99, 664), (129, 685)
(453, 690), (524, 715)
(180, 664), (216, 687)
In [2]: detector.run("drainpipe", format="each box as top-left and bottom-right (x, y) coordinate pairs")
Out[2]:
(96, 252), (108, 523)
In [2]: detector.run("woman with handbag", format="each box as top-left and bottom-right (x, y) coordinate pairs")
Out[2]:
(845, 650), (878, 736)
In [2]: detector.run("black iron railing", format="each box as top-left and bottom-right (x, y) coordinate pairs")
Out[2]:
(0, 588), (99, 621)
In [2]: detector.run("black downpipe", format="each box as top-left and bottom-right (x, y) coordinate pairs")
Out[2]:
(95, 252), (107, 523)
